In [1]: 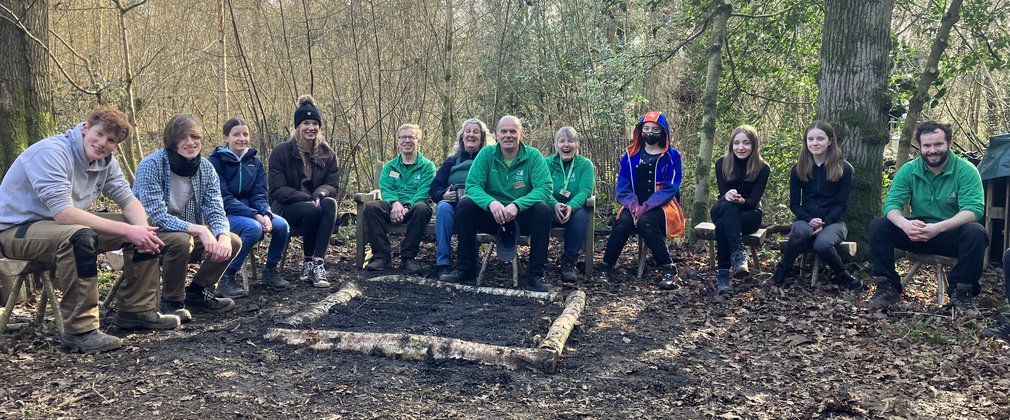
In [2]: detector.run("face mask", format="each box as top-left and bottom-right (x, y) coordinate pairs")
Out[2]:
(643, 132), (662, 145)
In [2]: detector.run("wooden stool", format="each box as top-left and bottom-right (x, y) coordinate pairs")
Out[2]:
(693, 222), (766, 272)
(0, 258), (62, 334)
(900, 252), (956, 305)
(806, 241), (858, 286)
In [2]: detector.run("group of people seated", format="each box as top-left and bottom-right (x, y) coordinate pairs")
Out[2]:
(2, 95), (1009, 355)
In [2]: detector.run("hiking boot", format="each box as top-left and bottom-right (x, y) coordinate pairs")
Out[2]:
(263, 266), (291, 292)
(62, 329), (123, 354)
(982, 313), (1010, 340)
(435, 265), (452, 282)
(730, 250), (749, 279)
(834, 271), (865, 291)
(184, 287), (236, 313)
(215, 273), (248, 299)
(767, 263), (790, 287)
(715, 268), (732, 294)
(560, 257), (578, 283)
(160, 300), (193, 323)
(867, 278), (900, 310)
(402, 258), (423, 275)
(950, 283), (980, 318)
(440, 269), (473, 284)
(115, 310), (181, 331)
(300, 260), (314, 281)
(310, 261), (331, 288)
(364, 258), (387, 272)
(596, 262), (614, 284)
(657, 264), (680, 290)
(527, 275), (551, 293)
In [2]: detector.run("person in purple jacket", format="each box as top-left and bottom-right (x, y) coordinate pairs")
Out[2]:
(599, 111), (686, 289)
(208, 118), (292, 297)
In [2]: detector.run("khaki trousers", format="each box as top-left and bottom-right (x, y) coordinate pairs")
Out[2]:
(157, 231), (241, 302)
(0, 214), (160, 334)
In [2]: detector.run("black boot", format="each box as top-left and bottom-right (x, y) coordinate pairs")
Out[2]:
(560, 256), (578, 282)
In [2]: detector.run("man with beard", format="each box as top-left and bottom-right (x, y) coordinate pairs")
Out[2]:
(867, 121), (987, 315)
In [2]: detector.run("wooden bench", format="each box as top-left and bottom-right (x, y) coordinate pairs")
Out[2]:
(900, 252), (956, 305)
(0, 258), (62, 334)
(693, 222), (766, 273)
(475, 197), (595, 285)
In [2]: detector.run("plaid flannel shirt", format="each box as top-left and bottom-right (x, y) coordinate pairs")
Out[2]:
(133, 149), (229, 236)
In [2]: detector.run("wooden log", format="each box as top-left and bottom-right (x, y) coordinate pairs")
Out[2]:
(281, 282), (362, 326)
(264, 328), (559, 372)
(538, 290), (587, 372)
(367, 274), (561, 302)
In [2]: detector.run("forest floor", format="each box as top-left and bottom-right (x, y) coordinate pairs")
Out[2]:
(2, 229), (1010, 419)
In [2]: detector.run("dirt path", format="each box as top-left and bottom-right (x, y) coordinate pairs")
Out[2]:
(2, 239), (1009, 419)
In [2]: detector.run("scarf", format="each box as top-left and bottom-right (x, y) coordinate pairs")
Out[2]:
(166, 147), (201, 177)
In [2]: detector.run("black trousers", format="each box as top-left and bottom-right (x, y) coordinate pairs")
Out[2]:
(455, 198), (552, 278)
(362, 200), (433, 260)
(868, 216), (988, 295)
(602, 207), (671, 267)
(710, 200), (762, 269)
(277, 197), (339, 258)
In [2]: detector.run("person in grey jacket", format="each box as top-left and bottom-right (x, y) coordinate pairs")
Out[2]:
(0, 107), (179, 353)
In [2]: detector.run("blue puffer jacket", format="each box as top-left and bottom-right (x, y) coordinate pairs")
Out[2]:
(208, 146), (271, 218)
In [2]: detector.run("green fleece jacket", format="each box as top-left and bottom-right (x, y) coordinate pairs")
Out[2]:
(379, 152), (436, 205)
(465, 142), (553, 211)
(882, 150), (984, 223)
(545, 153), (595, 212)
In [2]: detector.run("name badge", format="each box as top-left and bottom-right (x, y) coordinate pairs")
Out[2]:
(389, 171), (400, 179)
(513, 181), (525, 189)
(559, 189), (571, 198)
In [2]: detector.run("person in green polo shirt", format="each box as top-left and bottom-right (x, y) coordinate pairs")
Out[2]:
(546, 126), (596, 282)
(361, 124), (436, 274)
(442, 115), (554, 292)
(867, 121), (987, 315)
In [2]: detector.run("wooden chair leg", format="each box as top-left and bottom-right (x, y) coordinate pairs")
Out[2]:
(103, 273), (126, 309)
(707, 240), (716, 270)
(41, 271), (64, 335)
(0, 275), (26, 333)
(749, 245), (761, 273)
(584, 229), (594, 278)
(811, 255), (821, 287)
(900, 261), (925, 286)
(34, 275), (47, 325)
(477, 243), (494, 286)
(637, 236), (647, 280)
(936, 265), (947, 305)
(512, 258), (519, 288)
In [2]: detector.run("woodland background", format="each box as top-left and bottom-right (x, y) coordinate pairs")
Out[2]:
(3, 0), (1010, 251)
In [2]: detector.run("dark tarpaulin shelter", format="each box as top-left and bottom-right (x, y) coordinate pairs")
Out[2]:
(980, 133), (1010, 263)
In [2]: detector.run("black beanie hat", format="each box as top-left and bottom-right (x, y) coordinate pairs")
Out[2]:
(294, 94), (322, 127)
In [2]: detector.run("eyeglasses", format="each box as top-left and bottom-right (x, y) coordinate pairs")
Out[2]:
(397, 135), (419, 141)
(641, 127), (663, 134)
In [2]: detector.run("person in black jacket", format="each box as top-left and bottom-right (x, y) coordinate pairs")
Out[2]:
(768, 120), (859, 289)
(428, 118), (493, 280)
(268, 95), (340, 288)
(208, 118), (292, 296)
(710, 125), (770, 293)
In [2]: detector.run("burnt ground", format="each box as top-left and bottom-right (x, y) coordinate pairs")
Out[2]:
(2, 230), (1010, 419)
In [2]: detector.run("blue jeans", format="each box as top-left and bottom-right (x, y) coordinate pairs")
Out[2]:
(227, 214), (290, 272)
(434, 200), (456, 267)
(552, 207), (590, 260)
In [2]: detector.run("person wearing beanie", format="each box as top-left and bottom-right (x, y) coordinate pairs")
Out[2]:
(268, 94), (340, 288)
(598, 111), (686, 290)
(134, 114), (240, 322)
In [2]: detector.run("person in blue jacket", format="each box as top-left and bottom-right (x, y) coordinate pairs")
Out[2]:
(599, 111), (686, 289)
(208, 118), (292, 297)
(428, 118), (493, 280)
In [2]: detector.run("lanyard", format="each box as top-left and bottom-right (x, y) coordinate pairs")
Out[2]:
(561, 158), (575, 192)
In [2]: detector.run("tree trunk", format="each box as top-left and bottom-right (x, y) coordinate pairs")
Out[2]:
(817, 0), (894, 254)
(218, 0), (229, 120)
(112, 0), (144, 181)
(894, 0), (963, 171)
(281, 282), (362, 326)
(0, 0), (53, 179)
(690, 0), (731, 241)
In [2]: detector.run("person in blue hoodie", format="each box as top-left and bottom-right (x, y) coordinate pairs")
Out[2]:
(428, 118), (493, 280)
(599, 111), (686, 289)
(208, 118), (292, 297)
